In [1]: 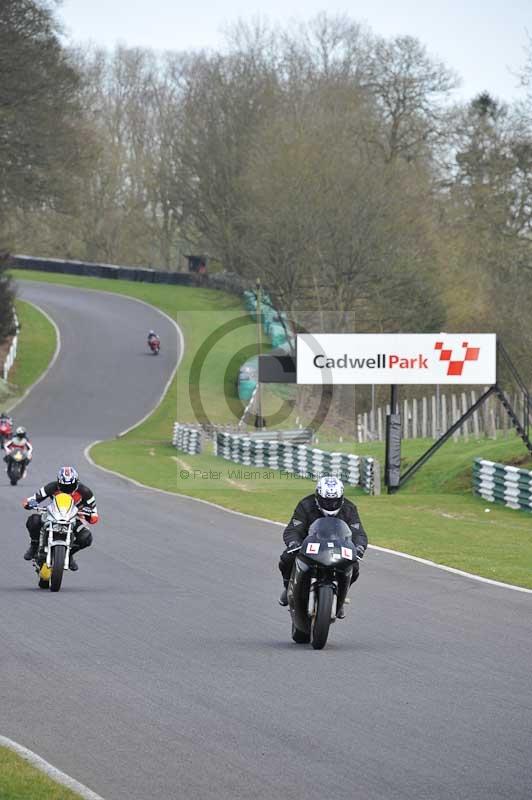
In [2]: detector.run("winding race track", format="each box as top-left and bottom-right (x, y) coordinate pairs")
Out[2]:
(1, 280), (531, 800)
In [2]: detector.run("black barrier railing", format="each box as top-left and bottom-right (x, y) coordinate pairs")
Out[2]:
(11, 254), (206, 287)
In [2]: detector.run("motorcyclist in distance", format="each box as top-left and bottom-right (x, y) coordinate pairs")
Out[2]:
(0, 412), (13, 445)
(22, 466), (99, 571)
(0, 411), (13, 437)
(4, 426), (33, 478)
(278, 476), (368, 618)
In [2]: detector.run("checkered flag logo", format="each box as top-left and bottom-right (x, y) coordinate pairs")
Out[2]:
(435, 341), (480, 376)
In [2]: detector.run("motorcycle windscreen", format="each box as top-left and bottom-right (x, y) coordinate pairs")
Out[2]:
(307, 517), (351, 541)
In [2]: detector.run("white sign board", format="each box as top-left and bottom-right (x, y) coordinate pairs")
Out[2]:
(296, 334), (496, 385)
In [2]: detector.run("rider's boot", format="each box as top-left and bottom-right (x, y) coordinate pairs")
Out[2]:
(69, 550), (79, 571)
(279, 580), (289, 606)
(23, 541), (38, 561)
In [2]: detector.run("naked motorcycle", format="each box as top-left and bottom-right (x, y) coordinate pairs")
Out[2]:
(6, 448), (29, 485)
(28, 494), (82, 592)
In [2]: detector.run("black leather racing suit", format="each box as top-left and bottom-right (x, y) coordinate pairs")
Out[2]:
(279, 494), (368, 584)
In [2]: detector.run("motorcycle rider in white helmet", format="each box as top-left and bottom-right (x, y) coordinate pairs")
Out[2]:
(3, 426), (33, 478)
(278, 476), (368, 617)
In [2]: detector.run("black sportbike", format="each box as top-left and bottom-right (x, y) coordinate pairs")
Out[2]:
(288, 517), (356, 650)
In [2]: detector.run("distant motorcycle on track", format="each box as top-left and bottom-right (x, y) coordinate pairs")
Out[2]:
(287, 517), (356, 650)
(147, 331), (160, 355)
(5, 448), (30, 485)
(0, 414), (13, 447)
(26, 495), (87, 591)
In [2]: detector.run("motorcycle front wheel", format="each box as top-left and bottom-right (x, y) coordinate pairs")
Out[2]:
(50, 545), (66, 592)
(8, 465), (20, 485)
(311, 585), (334, 650)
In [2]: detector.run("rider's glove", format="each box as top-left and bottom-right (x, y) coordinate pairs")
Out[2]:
(355, 545), (366, 560)
(23, 498), (37, 510)
(286, 542), (301, 554)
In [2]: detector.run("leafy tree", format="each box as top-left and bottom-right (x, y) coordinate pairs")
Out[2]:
(0, 252), (15, 343)
(0, 0), (85, 230)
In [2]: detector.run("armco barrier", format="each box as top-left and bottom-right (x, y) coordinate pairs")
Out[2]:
(214, 431), (379, 495)
(172, 423), (203, 455)
(12, 254), (202, 286)
(472, 458), (532, 511)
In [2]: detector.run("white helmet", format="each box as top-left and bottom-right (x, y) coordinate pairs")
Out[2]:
(315, 476), (344, 516)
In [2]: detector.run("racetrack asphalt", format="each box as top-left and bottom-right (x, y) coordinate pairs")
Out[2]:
(0, 280), (531, 800)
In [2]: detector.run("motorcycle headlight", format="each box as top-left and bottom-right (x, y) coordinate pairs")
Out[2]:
(52, 523), (68, 533)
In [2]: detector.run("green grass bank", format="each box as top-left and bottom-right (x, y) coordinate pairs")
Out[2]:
(0, 746), (84, 799)
(1, 299), (57, 411)
(13, 269), (532, 589)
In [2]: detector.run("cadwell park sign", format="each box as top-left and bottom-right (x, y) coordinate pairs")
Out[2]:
(296, 334), (497, 385)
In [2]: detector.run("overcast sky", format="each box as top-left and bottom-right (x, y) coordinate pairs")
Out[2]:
(59, 0), (531, 103)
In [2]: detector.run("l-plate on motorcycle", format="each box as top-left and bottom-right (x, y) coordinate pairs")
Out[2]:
(287, 517), (356, 650)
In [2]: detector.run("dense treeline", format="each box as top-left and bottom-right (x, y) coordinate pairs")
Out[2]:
(1, 5), (532, 397)
(0, 0), (88, 345)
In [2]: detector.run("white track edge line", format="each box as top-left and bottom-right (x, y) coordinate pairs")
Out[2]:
(367, 545), (532, 594)
(14, 277), (184, 437)
(83, 443), (532, 595)
(115, 297), (183, 437)
(5, 300), (61, 413)
(0, 736), (106, 800)
(19, 277), (529, 597)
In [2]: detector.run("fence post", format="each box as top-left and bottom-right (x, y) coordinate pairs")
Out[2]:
(441, 394), (447, 438)
(488, 395), (497, 439)
(471, 390), (480, 437)
(403, 399), (409, 439)
(421, 397), (428, 438)
(451, 394), (460, 441)
(461, 393), (469, 442)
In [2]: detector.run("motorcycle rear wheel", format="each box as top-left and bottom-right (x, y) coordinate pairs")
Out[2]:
(50, 546), (66, 592)
(291, 621), (310, 644)
(311, 585), (334, 650)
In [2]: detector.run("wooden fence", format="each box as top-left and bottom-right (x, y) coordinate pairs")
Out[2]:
(356, 390), (522, 443)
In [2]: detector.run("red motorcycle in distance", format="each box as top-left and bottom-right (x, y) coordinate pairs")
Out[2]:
(148, 335), (160, 355)
(0, 415), (13, 447)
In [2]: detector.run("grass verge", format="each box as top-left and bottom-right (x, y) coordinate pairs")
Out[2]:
(1, 300), (57, 411)
(91, 434), (532, 589)
(11, 269), (268, 428)
(13, 269), (532, 589)
(0, 746), (84, 799)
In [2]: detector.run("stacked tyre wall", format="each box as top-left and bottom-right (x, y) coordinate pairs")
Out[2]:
(214, 431), (379, 495)
(473, 458), (532, 511)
